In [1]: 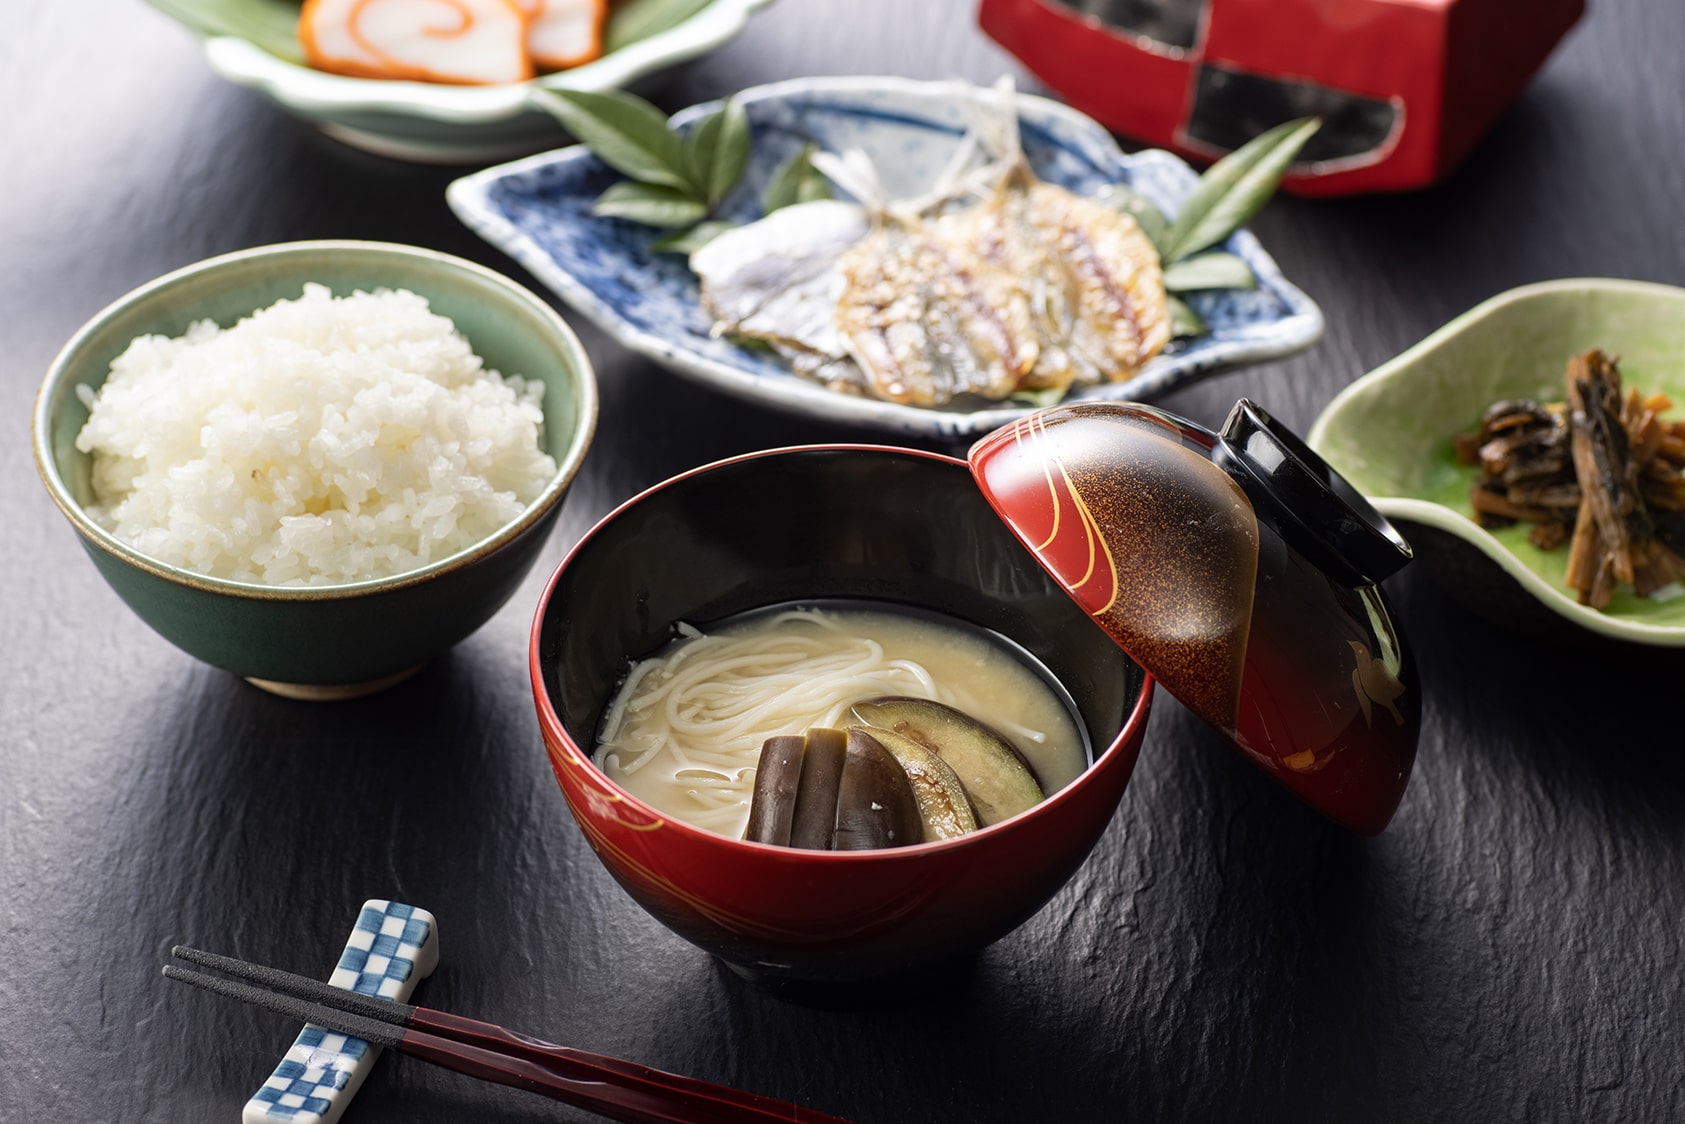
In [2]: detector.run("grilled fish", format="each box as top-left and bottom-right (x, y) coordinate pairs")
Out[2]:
(690, 92), (1169, 407)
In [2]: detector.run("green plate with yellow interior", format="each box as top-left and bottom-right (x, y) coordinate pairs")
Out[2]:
(1308, 278), (1685, 646)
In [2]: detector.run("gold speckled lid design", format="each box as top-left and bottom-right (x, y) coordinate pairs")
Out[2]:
(969, 400), (1419, 834)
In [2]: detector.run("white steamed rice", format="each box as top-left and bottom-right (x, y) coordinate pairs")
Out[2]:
(75, 283), (559, 586)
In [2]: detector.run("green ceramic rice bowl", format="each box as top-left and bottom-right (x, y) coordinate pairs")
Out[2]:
(1308, 278), (1685, 646)
(32, 240), (598, 696)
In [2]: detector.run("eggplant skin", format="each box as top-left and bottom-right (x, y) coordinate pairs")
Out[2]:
(745, 735), (807, 846)
(857, 725), (979, 841)
(788, 728), (848, 850)
(832, 728), (922, 850)
(850, 697), (1044, 826)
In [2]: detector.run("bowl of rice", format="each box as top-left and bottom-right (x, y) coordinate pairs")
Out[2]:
(33, 240), (597, 698)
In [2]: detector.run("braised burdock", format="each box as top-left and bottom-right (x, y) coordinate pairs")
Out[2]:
(1458, 349), (1685, 607)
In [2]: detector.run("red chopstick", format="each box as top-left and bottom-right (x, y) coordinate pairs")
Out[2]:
(165, 946), (851, 1124)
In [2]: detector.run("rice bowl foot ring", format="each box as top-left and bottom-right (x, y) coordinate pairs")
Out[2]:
(242, 900), (439, 1124)
(244, 664), (428, 702)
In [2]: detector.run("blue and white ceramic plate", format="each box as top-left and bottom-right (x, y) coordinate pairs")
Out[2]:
(448, 76), (1323, 440)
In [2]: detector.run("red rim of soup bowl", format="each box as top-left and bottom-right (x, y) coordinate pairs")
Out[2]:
(527, 444), (1155, 983)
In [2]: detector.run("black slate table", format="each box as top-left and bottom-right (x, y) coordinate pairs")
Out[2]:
(5, 2), (1685, 1120)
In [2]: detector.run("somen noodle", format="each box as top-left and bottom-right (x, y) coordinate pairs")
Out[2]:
(594, 606), (1085, 838)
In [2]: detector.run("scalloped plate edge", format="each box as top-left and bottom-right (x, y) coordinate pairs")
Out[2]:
(1364, 498), (1685, 646)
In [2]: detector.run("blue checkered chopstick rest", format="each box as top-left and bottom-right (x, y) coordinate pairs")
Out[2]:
(242, 900), (439, 1124)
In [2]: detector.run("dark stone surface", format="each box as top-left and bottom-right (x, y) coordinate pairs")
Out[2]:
(4, 1), (1684, 1120)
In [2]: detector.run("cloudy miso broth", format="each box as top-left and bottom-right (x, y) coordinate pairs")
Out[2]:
(593, 603), (1089, 839)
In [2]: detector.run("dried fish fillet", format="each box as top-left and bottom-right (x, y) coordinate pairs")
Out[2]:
(943, 172), (1169, 392)
(832, 218), (1037, 405)
(690, 199), (870, 357)
(690, 82), (1174, 408)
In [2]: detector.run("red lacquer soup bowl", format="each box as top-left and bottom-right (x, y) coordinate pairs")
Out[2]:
(529, 446), (1152, 988)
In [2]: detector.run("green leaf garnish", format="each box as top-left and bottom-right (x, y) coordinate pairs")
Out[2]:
(1159, 117), (1320, 263)
(652, 220), (737, 254)
(142, 0), (304, 62)
(682, 108), (724, 195)
(761, 144), (833, 214)
(532, 88), (694, 192)
(1009, 386), (1070, 409)
(1162, 251), (1256, 293)
(703, 98), (751, 206)
(1167, 295), (1207, 339)
(723, 332), (778, 354)
(795, 174), (832, 205)
(1095, 183), (1171, 256)
(536, 89), (753, 234)
(592, 181), (709, 228)
(600, 0), (713, 53)
(760, 148), (804, 214)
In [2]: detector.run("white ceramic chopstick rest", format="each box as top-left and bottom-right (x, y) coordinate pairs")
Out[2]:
(242, 900), (439, 1124)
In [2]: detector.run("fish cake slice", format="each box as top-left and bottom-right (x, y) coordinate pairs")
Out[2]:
(520, 0), (606, 71)
(301, 0), (533, 85)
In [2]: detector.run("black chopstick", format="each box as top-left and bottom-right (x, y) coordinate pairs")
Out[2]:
(165, 949), (852, 1124)
(163, 964), (404, 1047)
(169, 945), (720, 1092)
(171, 945), (418, 1025)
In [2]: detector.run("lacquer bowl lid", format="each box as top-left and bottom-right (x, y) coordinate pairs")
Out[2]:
(969, 399), (1419, 833)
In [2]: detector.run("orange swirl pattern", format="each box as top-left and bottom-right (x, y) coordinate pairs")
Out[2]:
(348, 0), (472, 55)
(300, 0), (533, 85)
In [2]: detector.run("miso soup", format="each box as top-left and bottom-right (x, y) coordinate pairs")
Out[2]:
(593, 602), (1088, 840)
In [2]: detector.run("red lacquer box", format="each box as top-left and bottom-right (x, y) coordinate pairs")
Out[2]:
(980, 0), (1584, 196)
